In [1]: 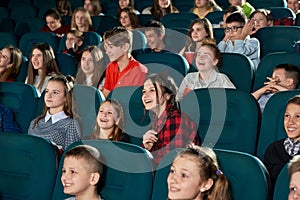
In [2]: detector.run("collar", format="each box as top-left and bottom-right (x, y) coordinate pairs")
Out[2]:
(284, 138), (300, 156)
(45, 111), (69, 124)
(198, 68), (218, 84)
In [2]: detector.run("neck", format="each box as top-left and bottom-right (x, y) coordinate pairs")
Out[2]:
(155, 103), (167, 118)
(117, 55), (130, 72)
(49, 107), (64, 115)
(78, 26), (88, 32)
(99, 127), (114, 139)
(199, 69), (214, 81)
(38, 69), (43, 76)
(75, 189), (99, 200)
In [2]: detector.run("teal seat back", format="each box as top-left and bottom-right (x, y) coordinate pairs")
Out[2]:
(19, 32), (59, 58)
(253, 26), (300, 58)
(152, 148), (270, 200)
(132, 29), (147, 51)
(266, 7), (296, 21)
(220, 52), (254, 92)
(0, 18), (15, 32)
(253, 52), (300, 92)
(15, 55), (29, 83)
(15, 17), (46, 38)
(72, 84), (104, 137)
(0, 32), (19, 49)
(161, 12), (199, 29)
(205, 11), (225, 25)
(137, 14), (156, 26)
(135, 52), (189, 86)
(256, 90), (300, 160)
(164, 28), (188, 53)
(247, 0), (286, 8)
(91, 15), (119, 37)
(181, 88), (259, 154)
(213, 28), (225, 44)
(52, 140), (154, 200)
(273, 164), (290, 200)
(0, 82), (38, 133)
(172, 0), (194, 12)
(0, 133), (58, 200)
(55, 52), (78, 76)
(10, 5), (37, 23)
(107, 86), (151, 146)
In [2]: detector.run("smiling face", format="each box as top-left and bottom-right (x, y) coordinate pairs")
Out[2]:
(191, 23), (209, 43)
(158, 0), (171, 9)
(46, 16), (61, 31)
(252, 12), (269, 30)
(119, 11), (131, 29)
(287, 0), (299, 14)
(284, 103), (300, 141)
(195, 46), (218, 73)
(44, 81), (66, 114)
(167, 155), (203, 200)
(119, 0), (130, 9)
(61, 156), (94, 196)
(194, 0), (208, 8)
(31, 48), (44, 71)
(145, 29), (164, 50)
(0, 48), (11, 68)
(96, 101), (118, 131)
(80, 51), (95, 77)
(104, 41), (126, 62)
(289, 171), (300, 200)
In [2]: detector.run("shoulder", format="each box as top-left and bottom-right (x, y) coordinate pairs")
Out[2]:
(142, 6), (152, 14)
(265, 139), (285, 153)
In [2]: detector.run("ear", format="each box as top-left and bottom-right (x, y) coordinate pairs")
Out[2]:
(159, 34), (165, 41)
(78, 40), (83, 47)
(286, 78), (294, 88)
(90, 172), (100, 186)
(115, 117), (120, 126)
(200, 178), (214, 193)
(122, 43), (130, 52)
(213, 58), (219, 67)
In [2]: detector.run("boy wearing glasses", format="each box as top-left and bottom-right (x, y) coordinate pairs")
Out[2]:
(102, 26), (148, 98)
(217, 12), (260, 71)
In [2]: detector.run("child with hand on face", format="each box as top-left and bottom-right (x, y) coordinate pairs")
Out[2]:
(62, 29), (84, 64)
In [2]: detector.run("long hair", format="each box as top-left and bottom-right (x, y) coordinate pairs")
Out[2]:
(174, 145), (230, 200)
(84, 0), (102, 16)
(27, 43), (60, 90)
(91, 100), (125, 141)
(118, 7), (141, 29)
(33, 74), (75, 128)
(71, 7), (93, 32)
(56, 0), (73, 16)
(76, 45), (105, 88)
(118, 0), (136, 14)
(0, 45), (22, 82)
(150, 0), (178, 20)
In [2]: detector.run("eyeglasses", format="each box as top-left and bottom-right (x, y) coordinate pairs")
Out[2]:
(224, 26), (244, 33)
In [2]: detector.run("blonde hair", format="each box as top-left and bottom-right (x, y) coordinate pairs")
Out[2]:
(71, 7), (93, 32)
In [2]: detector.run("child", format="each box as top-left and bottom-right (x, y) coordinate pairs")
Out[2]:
(62, 29), (84, 64)
(214, 5), (242, 28)
(217, 12), (260, 71)
(71, 7), (94, 32)
(102, 26), (148, 98)
(86, 100), (130, 142)
(252, 64), (300, 112)
(83, 0), (104, 16)
(28, 74), (81, 150)
(189, 0), (222, 19)
(141, 73), (200, 165)
(177, 40), (235, 100)
(179, 18), (214, 58)
(0, 45), (22, 82)
(143, 20), (168, 53)
(228, 0), (255, 18)
(118, 7), (141, 30)
(249, 9), (273, 33)
(61, 145), (104, 200)
(40, 8), (70, 38)
(142, 0), (179, 20)
(288, 155), (300, 200)
(168, 145), (230, 200)
(75, 45), (106, 90)
(118, 0), (140, 15)
(25, 43), (61, 97)
(264, 95), (300, 188)
(56, 0), (72, 17)
(287, 0), (300, 15)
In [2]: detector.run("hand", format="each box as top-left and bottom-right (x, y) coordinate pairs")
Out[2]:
(142, 130), (158, 151)
(240, 18), (256, 39)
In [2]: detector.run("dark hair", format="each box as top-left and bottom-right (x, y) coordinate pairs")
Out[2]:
(224, 5), (242, 15)
(144, 19), (165, 36)
(84, 0), (102, 16)
(56, 0), (73, 17)
(118, 7), (141, 29)
(225, 11), (246, 24)
(287, 95), (300, 107)
(27, 43), (60, 90)
(288, 155), (300, 178)
(44, 8), (62, 20)
(274, 64), (300, 88)
(33, 74), (75, 128)
(0, 45), (22, 82)
(76, 45), (105, 88)
(64, 145), (104, 179)
(249, 9), (273, 22)
(173, 145), (230, 200)
(91, 100), (125, 141)
(118, 0), (136, 14)
(150, 0), (178, 20)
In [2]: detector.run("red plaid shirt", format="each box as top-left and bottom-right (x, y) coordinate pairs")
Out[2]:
(149, 103), (200, 165)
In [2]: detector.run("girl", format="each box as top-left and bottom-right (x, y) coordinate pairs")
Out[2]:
(288, 155), (300, 200)
(287, 0), (300, 15)
(189, 0), (222, 19)
(71, 7), (94, 32)
(177, 40), (235, 100)
(118, 7), (141, 30)
(249, 9), (273, 33)
(0, 45), (22, 82)
(118, 0), (140, 15)
(87, 100), (130, 142)
(56, 0), (72, 17)
(28, 74), (81, 150)
(62, 29), (84, 64)
(25, 43), (61, 97)
(264, 95), (300, 188)
(142, 0), (179, 20)
(142, 73), (200, 165)
(75, 46), (106, 90)
(179, 18), (214, 57)
(167, 145), (230, 200)
(40, 8), (70, 38)
(83, 0), (104, 16)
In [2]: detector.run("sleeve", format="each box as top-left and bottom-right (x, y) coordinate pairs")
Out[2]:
(2, 107), (22, 133)
(217, 41), (227, 52)
(103, 64), (113, 92)
(64, 119), (81, 150)
(142, 7), (152, 14)
(222, 74), (236, 89)
(177, 76), (189, 101)
(231, 38), (260, 57)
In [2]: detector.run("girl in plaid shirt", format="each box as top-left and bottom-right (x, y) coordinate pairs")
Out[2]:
(142, 73), (200, 165)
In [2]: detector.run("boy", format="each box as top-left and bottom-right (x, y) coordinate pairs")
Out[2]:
(217, 12), (260, 70)
(143, 20), (167, 53)
(102, 26), (148, 98)
(61, 145), (104, 200)
(252, 64), (300, 112)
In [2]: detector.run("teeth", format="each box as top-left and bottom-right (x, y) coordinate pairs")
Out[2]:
(64, 183), (72, 187)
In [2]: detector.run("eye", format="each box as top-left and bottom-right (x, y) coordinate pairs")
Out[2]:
(62, 169), (66, 174)
(296, 115), (300, 119)
(108, 111), (113, 115)
(285, 114), (290, 118)
(181, 173), (189, 178)
(290, 186), (297, 192)
(142, 90), (146, 94)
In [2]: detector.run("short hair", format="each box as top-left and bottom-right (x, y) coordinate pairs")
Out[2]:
(67, 29), (84, 42)
(44, 8), (61, 20)
(274, 64), (300, 88)
(103, 26), (132, 53)
(144, 19), (165, 36)
(288, 155), (300, 178)
(224, 5), (242, 15)
(65, 145), (104, 176)
(225, 11), (247, 24)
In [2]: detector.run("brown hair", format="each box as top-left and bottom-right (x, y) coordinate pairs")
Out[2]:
(0, 45), (22, 82)
(118, 7), (141, 29)
(274, 64), (300, 88)
(71, 7), (93, 32)
(288, 155), (300, 178)
(150, 0), (179, 20)
(198, 39), (222, 68)
(84, 0), (102, 16)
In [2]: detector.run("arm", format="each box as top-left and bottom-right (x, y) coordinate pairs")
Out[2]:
(64, 119), (81, 150)
(142, 130), (158, 151)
